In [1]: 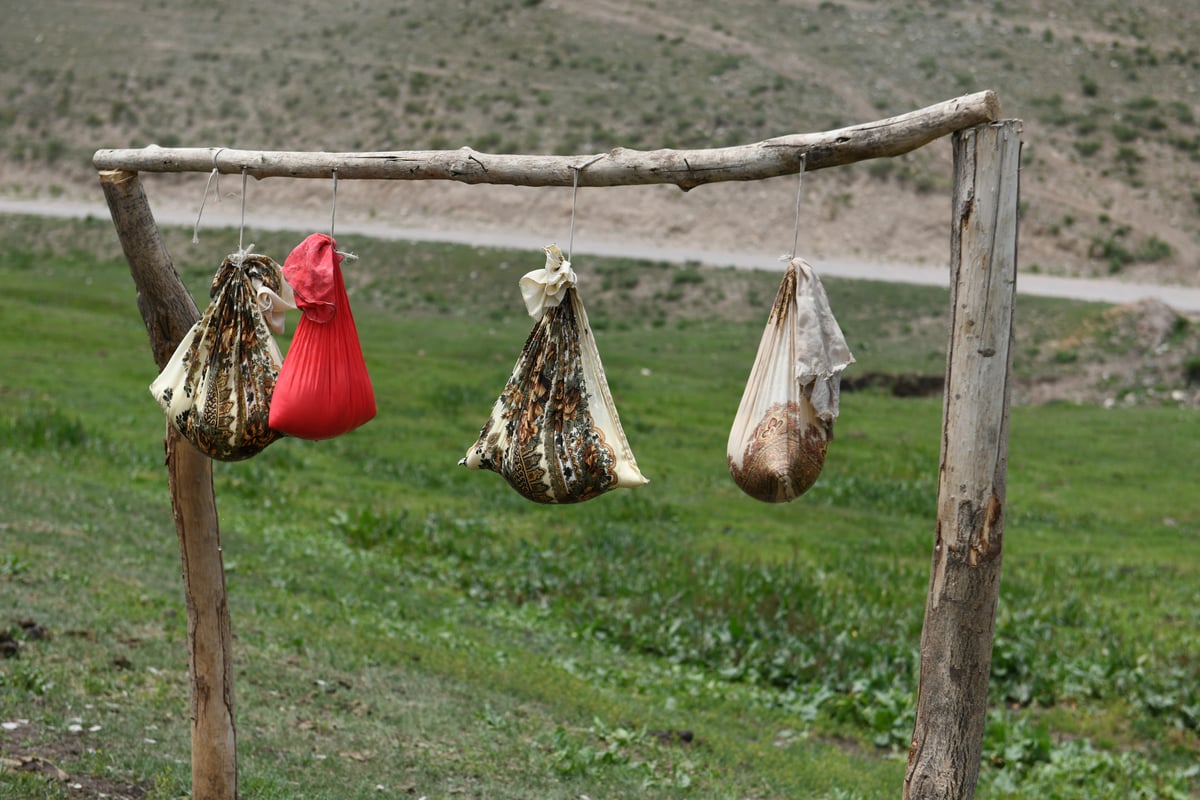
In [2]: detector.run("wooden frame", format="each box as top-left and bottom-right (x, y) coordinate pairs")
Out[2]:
(94, 91), (999, 187)
(95, 90), (1019, 800)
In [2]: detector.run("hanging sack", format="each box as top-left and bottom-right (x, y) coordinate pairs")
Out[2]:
(268, 232), (377, 440)
(727, 257), (854, 502)
(460, 245), (648, 504)
(150, 250), (295, 461)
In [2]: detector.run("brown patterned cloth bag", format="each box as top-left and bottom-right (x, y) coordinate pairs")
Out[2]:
(150, 250), (295, 461)
(460, 245), (648, 503)
(727, 257), (854, 502)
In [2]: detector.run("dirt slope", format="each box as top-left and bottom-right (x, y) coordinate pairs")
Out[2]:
(0, 1), (1197, 287)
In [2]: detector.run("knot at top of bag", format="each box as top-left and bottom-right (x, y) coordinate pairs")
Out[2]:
(211, 249), (284, 297)
(283, 232), (343, 324)
(519, 244), (577, 319)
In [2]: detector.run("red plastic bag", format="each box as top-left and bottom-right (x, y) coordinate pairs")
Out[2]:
(268, 233), (376, 439)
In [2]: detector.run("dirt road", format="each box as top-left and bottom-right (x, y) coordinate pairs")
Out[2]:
(4, 196), (1199, 315)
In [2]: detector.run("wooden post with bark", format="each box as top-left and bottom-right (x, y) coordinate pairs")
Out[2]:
(904, 120), (1022, 800)
(99, 169), (238, 800)
(92, 92), (1020, 800)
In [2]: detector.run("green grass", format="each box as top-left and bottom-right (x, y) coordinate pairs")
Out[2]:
(1, 216), (1198, 799)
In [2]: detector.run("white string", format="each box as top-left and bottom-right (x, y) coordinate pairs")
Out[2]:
(191, 147), (225, 244)
(567, 168), (580, 262)
(789, 154), (808, 261)
(238, 167), (248, 256)
(328, 168), (359, 261)
(330, 168), (339, 241)
(567, 153), (606, 262)
(211, 148), (224, 203)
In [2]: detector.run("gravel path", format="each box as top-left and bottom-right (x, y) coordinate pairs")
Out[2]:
(5, 197), (1199, 315)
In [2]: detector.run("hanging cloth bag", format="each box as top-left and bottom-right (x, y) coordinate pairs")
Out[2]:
(727, 257), (854, 502)
(268, 232), (376, 440)
(150, 250), (296, 461)
(460, 245), (648, 504)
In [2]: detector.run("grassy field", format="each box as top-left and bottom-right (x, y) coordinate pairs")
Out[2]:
(1, 215), (1199, 799)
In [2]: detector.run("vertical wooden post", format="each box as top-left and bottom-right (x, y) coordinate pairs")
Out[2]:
(99, 170), (238, 800)
(903, 120), (1022, 800)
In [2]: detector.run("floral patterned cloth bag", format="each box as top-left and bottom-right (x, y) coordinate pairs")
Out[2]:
(268, 233), (377, 440)
(727, 257), (854, 502)
(460, 245), (648, 503)
(150, 250), (296, 461)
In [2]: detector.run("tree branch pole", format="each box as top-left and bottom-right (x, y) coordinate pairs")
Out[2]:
(904, 120), (1022, 800)
(99, 169), (238, 800)
(93, 91), (1000, 188)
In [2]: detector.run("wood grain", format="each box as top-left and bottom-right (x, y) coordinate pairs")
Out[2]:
(93, 92), (1000, 190)
(99, 169), (238, 800)
(904, 120), (1022, 800)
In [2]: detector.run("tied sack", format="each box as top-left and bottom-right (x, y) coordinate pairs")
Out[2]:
(150, 251), (296, 461)
(460, 245), (648, 504)
(269, 233), (377, 439)
(727, 257), (854, 502)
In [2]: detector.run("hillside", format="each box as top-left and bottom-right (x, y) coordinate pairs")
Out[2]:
(1, 0), (1198, 286)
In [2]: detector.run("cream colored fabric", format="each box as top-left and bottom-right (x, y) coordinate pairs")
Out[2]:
(727, 257), (854, 502)
(518, 244), (578, 319)
(257, 277), (296, 335)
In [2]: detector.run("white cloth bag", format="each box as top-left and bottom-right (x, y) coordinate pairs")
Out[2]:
(727, 257), (854, 502)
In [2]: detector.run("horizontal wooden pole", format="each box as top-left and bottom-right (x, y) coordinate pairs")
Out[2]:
(92, 91), (999, 190)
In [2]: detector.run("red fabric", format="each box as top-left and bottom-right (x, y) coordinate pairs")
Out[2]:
(269, 233), (376, 439)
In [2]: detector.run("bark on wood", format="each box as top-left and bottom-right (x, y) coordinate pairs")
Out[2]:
(99, 169), (238, 800)
(92, 91), (1000, 189)
(903, 120), (1022, 800)
(98, 170), (201, 367)
(165, 428), (238, 800)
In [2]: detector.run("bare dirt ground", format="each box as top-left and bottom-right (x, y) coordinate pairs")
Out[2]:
(8, 159), (959, 268)
(5, 160), (1200, 316)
